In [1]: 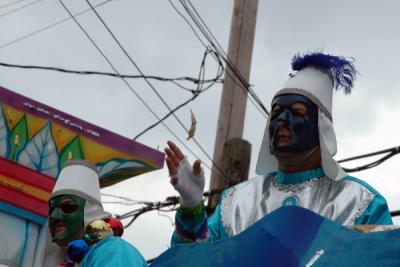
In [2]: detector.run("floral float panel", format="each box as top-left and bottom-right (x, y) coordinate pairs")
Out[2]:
(0, 86), (164, 224)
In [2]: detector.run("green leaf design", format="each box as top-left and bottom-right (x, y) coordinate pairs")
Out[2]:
(9, 115), (28, 161)
(59, 135), (84, 168)
(17, 122), (59, 177)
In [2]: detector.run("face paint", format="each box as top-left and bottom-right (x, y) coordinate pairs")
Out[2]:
(269, 94), (319, 153)
(49, 195), (85, 243)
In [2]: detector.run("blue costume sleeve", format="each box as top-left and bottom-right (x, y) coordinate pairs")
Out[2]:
(354, 195), (393, 225)
(207, 203), (229, 241)
(80, 237), (147, 267)
(345, 176), (393, 225)
(171, 193), (229, 245)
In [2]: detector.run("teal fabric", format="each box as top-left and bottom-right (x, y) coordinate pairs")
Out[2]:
(345, 176), (393, 225)
(207, 201), (228, 241)
(156, 206), (400, 267)
(172, 172), (393, 246)
(273, 171), (393, 225)
(80, 237), (147, 267)
(275, 167), (325, 184)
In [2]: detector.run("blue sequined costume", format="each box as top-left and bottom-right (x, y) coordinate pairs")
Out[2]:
(172, 168), (392, 244)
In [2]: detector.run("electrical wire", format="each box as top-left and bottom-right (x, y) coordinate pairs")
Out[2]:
(0, 0), (113, 49)
(179, 2), (269, 119)
(390, 210), (400, 217)
(0, 0), (44, 19)
(57, 0), (220, 174)
(173, 0), (269, 118)
(0, 0), (31, 9)
(340, 146), (400, 173)
(169, 0), (268, 120)
(117, 188), (226, 228)
(85, 0), (230, 181)
(84, 0), (208, 128)
(0, 60), (223, 94)
(187, 0), (269, 117)
(101, 193), (152, 205)
(133, 48), (223, 140)
(167, 0), (207, 47)
(338, 146), (399, 163)
(167, 0), (269, 180)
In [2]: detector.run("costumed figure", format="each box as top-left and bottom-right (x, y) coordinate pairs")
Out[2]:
(164, 52), (392, 244)
(43, 160), (147, 267)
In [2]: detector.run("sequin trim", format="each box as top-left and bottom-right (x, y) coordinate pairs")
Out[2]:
(347, 188), (375, 226)
(273, 88), (332, 121)
(270, 176), (322, 193)
(221, 187), (235, 237)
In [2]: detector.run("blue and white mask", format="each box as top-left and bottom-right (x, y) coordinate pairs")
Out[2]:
(269, 94), (319, 154)
(256, 52), (358, 181)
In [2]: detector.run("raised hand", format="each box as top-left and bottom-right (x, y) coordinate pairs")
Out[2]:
(165, 141), (205, 208)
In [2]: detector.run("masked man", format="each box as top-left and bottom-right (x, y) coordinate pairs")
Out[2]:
(165, 52), (392, 244)
(43, 160), (147, 266)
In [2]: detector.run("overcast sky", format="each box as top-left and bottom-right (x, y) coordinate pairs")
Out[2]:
(1, 0), (400, 260)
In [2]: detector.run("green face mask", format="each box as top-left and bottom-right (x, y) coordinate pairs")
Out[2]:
(49, 195), (85, 243)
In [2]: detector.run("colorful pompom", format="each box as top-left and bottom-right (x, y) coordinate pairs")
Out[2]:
(106, 217), (124, 237)
(67, 239), (89, 263)
(85, 219), (113, 244)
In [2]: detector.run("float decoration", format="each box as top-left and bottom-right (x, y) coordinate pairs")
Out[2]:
(0, 86), (164, 225)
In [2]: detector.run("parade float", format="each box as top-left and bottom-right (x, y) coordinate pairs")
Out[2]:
(0, 86), (163, 266)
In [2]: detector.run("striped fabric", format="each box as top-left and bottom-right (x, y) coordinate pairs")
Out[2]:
(0, 157), (55, 225)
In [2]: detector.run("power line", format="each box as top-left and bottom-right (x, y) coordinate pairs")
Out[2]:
(0, 60), (223, 94)
(0, 0), (44, 19)
(187, 0), (268, 117)
(173, 0), (269, 118)
(84, 0), (206, 128)
(0, 0), (113, 49)
(0, 0), (31, 9)
(167, 0), (207, 47)
(168, 0), (268, 119)
(340, 146), (400, 173)
(176, 1), (268, 119)
(117, 188), (225, 228)
(133, 48), (224, 140)
(101, 193), (152, 205)
(390, 210), (400, 217)
(57, 0), (218, 174)
(338, 146), (399, 163)
(84, 0), (230, 181)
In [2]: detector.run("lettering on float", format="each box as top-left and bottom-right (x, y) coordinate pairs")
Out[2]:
(22, 102), (100, 138)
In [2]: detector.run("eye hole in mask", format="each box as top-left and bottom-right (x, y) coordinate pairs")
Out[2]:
(49, 202), (78, 216)
(59, 202), (78, 214)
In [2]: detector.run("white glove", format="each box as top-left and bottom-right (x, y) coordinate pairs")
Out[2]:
(173, 158), (205, 208)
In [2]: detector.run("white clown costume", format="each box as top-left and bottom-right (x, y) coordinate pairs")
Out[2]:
(171, 52), (392, 244)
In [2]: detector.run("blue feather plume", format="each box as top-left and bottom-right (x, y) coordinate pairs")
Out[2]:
(291, 52), (357, 94)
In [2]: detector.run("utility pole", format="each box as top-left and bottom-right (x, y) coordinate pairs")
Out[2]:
(208, 0), (258, 209)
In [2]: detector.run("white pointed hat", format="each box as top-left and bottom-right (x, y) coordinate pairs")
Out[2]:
(256, 52), (357, 181)
(51, 160), (111, 227)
